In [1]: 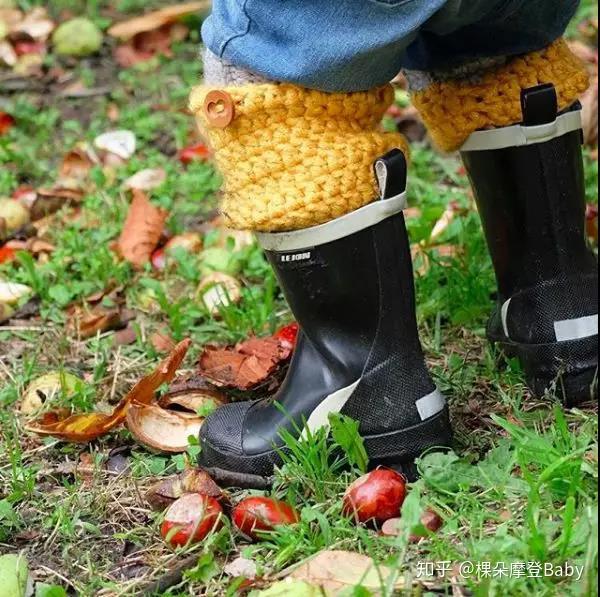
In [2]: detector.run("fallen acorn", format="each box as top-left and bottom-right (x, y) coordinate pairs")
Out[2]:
(342, 468), (407, 525)
(232, 496), (300, 540)
(161, 493), (223, 547)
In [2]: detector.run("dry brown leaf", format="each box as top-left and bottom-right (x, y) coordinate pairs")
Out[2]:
(108, 2), (209, 39)
(198, 334), (293, 391)
(59, 146), (97, 181)
(68, 305), (125, 339)
(146, 468), (222, 510)
(286, 550), (405, 595)
(25, 339), (191, 442)
(118, 189), (168, 268)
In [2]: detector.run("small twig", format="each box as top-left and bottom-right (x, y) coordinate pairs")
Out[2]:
(137, 553), (199, 595)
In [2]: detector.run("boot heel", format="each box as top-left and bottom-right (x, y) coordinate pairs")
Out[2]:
(500, 336), (598, 405)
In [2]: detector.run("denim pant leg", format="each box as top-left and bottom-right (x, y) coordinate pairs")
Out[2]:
(201, 0), (580, 92)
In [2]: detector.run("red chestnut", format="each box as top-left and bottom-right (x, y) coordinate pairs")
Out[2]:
(274, 322), (299, 349)
(343, 468), (407, 525)
(0, 245), (16, 264)
(178, 143), (211, 165)
(232, 496), (300, 540)
(161, 493), (223, 547)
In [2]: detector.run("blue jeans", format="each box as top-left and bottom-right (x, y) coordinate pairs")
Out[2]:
(202, 0), (580, 92)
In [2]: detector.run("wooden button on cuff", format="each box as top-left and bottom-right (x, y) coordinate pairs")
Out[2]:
(203, 90), (234, 128)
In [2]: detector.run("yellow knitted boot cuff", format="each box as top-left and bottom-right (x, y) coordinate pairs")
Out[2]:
(412, 39), (590, 152)
(189, 83), (408, 232)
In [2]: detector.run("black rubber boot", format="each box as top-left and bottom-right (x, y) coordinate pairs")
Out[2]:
(198, 150), (452, 487)
(461, 84), (598, 404)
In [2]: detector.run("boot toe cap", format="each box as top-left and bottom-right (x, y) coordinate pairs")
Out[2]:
(200, 401), (251, 456)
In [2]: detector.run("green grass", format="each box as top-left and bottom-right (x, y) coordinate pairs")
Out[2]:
(0, 2), (598, 596)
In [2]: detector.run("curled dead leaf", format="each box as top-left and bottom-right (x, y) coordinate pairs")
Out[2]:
(108, 2), (209, 40)
(67, 305), (130, 339)
(198, 334), (294, 391)
(118, 190), (168, 268)
(25, 339), (191, 442)
(286, 550), (405, 594)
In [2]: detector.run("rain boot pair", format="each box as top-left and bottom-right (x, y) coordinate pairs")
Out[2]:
(190, 40), (597, 486)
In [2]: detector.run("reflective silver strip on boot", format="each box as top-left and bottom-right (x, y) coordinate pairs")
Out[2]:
(501, 298), (597, 342)
(460, 110), (582, 152)
(256, 192), (407, 252)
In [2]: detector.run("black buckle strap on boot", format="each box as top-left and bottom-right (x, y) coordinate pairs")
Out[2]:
(460, 84), (598, 404)
(374, 148), (407, 200)
(520, 83), (558, 126)
(197, 150), (452, 487)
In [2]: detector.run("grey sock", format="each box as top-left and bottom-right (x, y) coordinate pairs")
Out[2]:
(404, 56), (507, 92)
(202, 49), (270, 86)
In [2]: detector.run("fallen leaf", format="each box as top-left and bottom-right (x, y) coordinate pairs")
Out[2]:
(118, 190), (168, 268)
(26, 339), (191, 442)
(123, 168), (166, 191)
(224, 557), (257, 579)
(59, 146), (97, 182)
(197, 272), (241, 316)
(150, 330), (176, 352)
(146, 468), (222, 510)
(68, 305), (126, 339)
(198, 333), (293, 390)
(286, 550), (405, 595)
(94, 130), (136, 160)
(108, 2), (209, 40)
